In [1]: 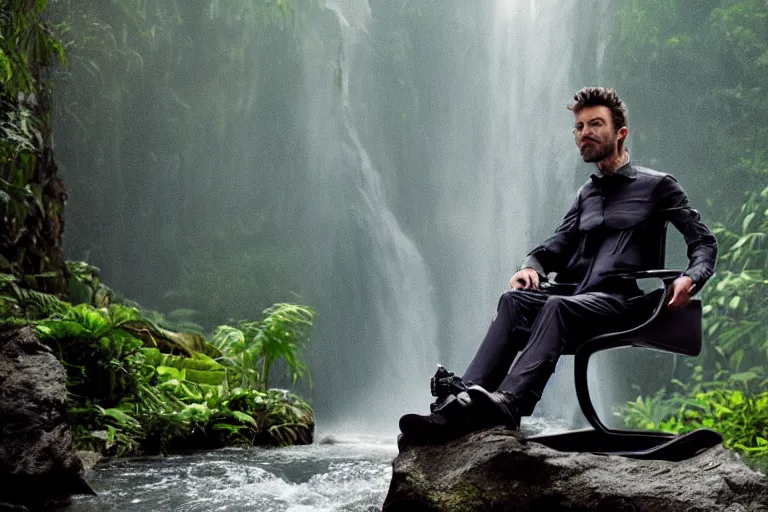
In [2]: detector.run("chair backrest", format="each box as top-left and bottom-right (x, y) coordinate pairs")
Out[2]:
(656, 221), (669, 269)
(628, 221), (701, 356)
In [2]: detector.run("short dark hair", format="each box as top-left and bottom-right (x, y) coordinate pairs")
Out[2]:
(568, 87), (628, 130)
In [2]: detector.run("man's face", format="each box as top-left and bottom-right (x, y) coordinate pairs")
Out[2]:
(573, 105), (625, 163)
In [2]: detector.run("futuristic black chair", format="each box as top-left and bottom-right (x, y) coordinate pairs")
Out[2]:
(526, 268), (723, 461)
(414, 224), (722, 461)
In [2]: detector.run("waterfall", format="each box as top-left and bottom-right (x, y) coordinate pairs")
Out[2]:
(51, 0), (621, 433)
(299, 0), (441, 431)
(300, 0), (597, 431)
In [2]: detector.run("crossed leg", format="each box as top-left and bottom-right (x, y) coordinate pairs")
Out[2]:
(462, 289), (549, 391)
(493, 292), (643, 415)
(400, 289), (644, 441)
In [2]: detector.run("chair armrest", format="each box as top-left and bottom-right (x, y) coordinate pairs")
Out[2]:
(538, 280), (577, 295)
(540, 269), (684, 295)
(601, 269), (683, 284)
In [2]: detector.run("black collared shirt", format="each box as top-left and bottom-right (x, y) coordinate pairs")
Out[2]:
(521, 162), (718, 295)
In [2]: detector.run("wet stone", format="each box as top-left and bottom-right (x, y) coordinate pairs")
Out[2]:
(0, 327), (94, 509)
(384, 427), (768, 512)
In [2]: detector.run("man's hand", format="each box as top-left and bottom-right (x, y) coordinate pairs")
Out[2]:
(510, 268), (539, 290)
(667, 275), (695, 310)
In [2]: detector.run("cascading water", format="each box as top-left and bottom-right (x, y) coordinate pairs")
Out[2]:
(310, 0), (597, 428)
(300, 0), (441, 431)
(298, 0), (626, 430)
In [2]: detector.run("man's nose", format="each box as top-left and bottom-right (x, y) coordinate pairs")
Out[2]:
(581, 125), (598, 138)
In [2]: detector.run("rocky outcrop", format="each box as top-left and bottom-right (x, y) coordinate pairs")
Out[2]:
(384, 427), (768, 512)
(0, 327), (94, 510)
(76, 450), (103, 473)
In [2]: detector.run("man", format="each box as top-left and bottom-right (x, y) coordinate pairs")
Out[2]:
(399, 87), (718, 442)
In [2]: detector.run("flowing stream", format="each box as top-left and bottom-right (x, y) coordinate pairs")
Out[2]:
(68, 434), (398, 512)
(68, 420), (570, 511)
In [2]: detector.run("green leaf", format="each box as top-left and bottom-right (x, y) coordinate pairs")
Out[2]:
(184, 368), (226, 385)
(742, 212), (756, 232)
(99, 407), (140, 427)
(231, 410), (257, 427)
(212, 423), (244, 434)
(108, 304), (144, 327)
(156, 365), (183, 381)
(66, 304), (111, 337)
(89, 430), (109, 441)
(730, 236), (749, 251)
(35, 320), (88, 340)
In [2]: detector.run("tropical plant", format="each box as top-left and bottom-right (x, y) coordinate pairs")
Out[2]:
(212, 303), (317, 391)
(40, 300), (316, 454)
(698, 187), (768, 381)
(1, 0), (68, 295)
(36, 303), (148, 404)
(620, 383), (768, 459)
(0, 271), (69, 321)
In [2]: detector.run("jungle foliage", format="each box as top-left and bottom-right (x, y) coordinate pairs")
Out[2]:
(1, 262), (316, 455)
(0, 0), (68, 295)
(610, 0), (768, 461)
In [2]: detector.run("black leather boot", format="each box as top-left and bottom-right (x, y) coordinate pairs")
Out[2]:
(466, 385), (521, 430)
(398, 391), (476, 444)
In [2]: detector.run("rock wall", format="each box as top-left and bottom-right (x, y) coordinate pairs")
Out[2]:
(0, 327), (94, 509)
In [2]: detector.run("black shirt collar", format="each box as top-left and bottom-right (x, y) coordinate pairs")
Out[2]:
(590, 160), (636, 187)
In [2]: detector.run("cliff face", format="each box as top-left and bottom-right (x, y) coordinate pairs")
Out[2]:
(0, 327), (94, 510)
(384, 427), (768, 512)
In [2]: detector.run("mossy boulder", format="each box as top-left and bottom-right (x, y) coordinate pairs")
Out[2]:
(384, 427), (768, 512)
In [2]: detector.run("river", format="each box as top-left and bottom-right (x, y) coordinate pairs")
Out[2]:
(68, 419), (568, 511)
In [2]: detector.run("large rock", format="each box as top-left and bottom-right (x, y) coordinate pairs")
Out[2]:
(384, 427), (768, 511)
(0, 327), (94, 509)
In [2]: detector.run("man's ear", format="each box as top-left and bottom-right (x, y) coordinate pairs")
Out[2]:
(617, 126), (628, 143)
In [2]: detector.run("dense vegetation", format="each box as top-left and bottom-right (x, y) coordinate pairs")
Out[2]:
(608, 0), (768, 465)
(0, 0), (67, 294)
(2, 262), (316, 455)
(1, 0), (316, 456)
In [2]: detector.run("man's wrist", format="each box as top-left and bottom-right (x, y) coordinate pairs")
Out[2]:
(680, 272), (697, 293)
(519, 255), (545, 275)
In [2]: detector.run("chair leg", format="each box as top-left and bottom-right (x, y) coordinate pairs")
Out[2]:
(574, 344), (615, 434)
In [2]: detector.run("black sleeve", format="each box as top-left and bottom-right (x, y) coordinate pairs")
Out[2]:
(653, 175), (718, 292)
(520, 195), (581, 276)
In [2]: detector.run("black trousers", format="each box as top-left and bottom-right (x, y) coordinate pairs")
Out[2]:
(462, 289), (646, 416)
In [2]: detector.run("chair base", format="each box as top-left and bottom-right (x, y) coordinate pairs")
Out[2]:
(526, 427), (723, 462)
